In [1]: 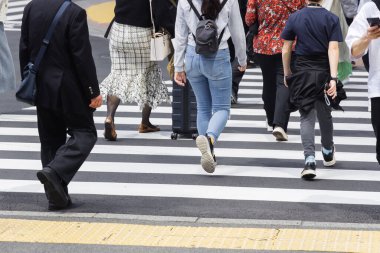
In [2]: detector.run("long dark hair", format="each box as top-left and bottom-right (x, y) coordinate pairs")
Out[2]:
(201, 0), (222, 20)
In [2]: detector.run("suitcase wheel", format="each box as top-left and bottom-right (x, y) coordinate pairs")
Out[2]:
(171, 133), (178, 140)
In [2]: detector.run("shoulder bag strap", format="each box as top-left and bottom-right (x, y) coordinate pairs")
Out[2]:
(149, 0), (157, 34)
(104, 17), (115, 39)
(34, 0), (71, 70)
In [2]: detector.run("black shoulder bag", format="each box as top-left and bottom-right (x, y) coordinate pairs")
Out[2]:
(16, 0), (71, 105)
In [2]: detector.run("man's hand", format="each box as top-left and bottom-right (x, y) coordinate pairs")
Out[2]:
(174, 71), (187, 86)
(89, 95), (102, 109)
(326, 80), (337, 99)
(238, 65), (247, 72)
(366, 25), (380, 40)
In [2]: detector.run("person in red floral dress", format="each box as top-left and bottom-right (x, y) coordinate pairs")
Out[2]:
(245, 0), (306, 141)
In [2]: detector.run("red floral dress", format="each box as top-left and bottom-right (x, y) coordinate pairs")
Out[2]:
(245, 0), (306, 55)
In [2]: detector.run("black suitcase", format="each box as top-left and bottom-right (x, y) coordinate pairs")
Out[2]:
(171, 80), (198, 140)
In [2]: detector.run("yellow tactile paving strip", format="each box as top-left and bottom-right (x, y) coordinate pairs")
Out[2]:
(86, 1), (114, 24)
(1, 219), (380, 252)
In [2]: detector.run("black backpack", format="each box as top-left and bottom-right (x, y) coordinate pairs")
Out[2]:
(187, 0), (229, 56)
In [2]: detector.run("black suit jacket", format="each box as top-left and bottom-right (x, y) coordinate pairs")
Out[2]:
(19, 0), (99, 114)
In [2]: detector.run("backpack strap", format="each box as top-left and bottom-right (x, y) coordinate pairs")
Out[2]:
(187, 0), (202, 20)
(187, 0), (229, 20)
(217, 0), (229, 45)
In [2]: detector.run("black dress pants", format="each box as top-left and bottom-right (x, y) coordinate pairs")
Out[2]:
(227, 39), (246, 98)
(255, 53), (290, 131)
(231, 57), (245, 97)
(37, 106), (98, 184)
(371, 97), (380, 164)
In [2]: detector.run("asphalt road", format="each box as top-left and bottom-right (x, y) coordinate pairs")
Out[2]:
(1, 2), (380, 252)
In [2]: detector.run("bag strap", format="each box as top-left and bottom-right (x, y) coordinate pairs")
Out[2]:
(149, 0), (157, 34)
(104, 17), (115, 39)
(187, 0), (228, 21)
(187, 0), (202, 20)
(169, 0), (177, 7)
(34, 0), (71, 70)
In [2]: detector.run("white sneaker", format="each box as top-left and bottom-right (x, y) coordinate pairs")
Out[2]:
(266, 121), (273, 132)
(272, 126), (288, 141)
(196, 135), (217, 173)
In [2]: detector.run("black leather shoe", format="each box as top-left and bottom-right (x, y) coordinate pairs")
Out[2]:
(37, 167), (69, 209)
(45, 184), (72, 211)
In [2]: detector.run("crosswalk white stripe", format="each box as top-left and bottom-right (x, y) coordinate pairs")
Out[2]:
(349, 77), (368, 82)
(0, 115), (373, 131)
(0, 128), (375, 146)
(6, 6), (25, 14)
(168, 81), (369, 88)
(23, 105), (373, 119)
(0, 142), (376, 163)
(1, 180), (380, 206)
(244, 68), (369, 77)
(1, 159), (380, 181)
(238, 82), (368, 90)
(167, 87), (369, 97)
(8, 0), (31, 8)
(5, 14), (23, 21)
(352, 71), (369, 77)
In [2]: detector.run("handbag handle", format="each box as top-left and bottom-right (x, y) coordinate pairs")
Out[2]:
(33, 0), (71, 71)
(149, 0), (157, 35)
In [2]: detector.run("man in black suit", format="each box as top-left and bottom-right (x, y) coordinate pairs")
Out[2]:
(20, 0), (102, 210)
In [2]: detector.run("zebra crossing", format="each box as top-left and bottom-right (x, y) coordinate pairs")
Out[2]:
(4, 0), (30, 31)
(0, 67), (379, 221)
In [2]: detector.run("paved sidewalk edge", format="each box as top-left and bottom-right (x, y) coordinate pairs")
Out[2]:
(1, 210), (380, 230)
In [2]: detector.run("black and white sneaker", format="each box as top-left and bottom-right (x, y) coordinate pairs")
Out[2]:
(196, 135), (217, 173)
(301, 163), (317, 180)
(322, 146), (336, 167)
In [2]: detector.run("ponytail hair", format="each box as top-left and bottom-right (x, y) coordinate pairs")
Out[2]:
(201, 0), (221, 20)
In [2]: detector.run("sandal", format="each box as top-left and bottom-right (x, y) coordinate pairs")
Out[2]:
(138, 123), (160, 133)
(104, 119), (117, 141)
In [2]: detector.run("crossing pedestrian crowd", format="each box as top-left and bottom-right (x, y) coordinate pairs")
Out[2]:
(0, 0), (379, 210)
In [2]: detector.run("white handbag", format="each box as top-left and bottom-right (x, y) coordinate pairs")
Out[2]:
(149, 0), (171, 61)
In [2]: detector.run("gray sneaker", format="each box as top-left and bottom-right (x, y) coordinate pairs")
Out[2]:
(301, 163), (317, 180)
(322, 146), (336, 167)
(196, 135), (217, 173)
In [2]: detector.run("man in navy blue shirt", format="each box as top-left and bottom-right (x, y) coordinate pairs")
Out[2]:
(281, 0), (342, 180)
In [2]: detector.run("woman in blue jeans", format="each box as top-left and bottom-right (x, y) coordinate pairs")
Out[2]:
(174, 0), (246, 173)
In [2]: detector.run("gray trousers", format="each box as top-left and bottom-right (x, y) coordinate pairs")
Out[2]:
(0, 22), (16, 93)
(300, 100), (334, 159)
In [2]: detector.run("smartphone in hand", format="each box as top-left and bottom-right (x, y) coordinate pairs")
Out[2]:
(367, 17), (380, 27)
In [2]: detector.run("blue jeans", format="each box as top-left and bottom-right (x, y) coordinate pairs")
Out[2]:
(185, 46), (232, 142)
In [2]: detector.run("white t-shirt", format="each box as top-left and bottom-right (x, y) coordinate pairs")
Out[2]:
(346, 1), (380, 98)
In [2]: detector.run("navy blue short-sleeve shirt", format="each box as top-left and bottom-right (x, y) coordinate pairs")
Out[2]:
(281, 7), (343, 56)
